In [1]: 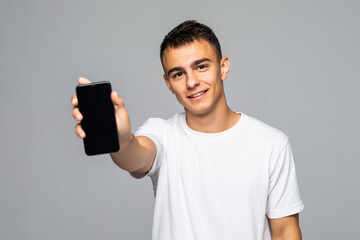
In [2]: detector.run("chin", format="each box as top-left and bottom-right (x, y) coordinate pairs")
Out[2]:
(184, 105), (212, 117)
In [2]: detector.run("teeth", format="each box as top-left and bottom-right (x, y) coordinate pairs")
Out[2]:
(190, 91), (205, 98)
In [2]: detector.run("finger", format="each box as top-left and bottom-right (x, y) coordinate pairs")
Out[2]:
(76, 123), (86, 139)
(111, 91), (124, 110)
(72, 106), (83, 121)
(78, 77), (92, 85)
(71, 94), (78, 106)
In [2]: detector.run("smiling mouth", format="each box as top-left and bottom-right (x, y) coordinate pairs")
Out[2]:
(188, 89), (208, 98)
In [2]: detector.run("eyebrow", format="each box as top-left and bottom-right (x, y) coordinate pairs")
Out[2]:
(167, 58), (212, 77)
(191, 58), (212, 68)
(167, 66), (185, 77)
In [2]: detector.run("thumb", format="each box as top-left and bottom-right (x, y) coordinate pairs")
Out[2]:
(78, 76), (92, 85)
(111, 91), (124, 110)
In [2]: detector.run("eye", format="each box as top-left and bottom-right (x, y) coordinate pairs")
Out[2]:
(172, 72), (183, 79)
(197, 64), (208, 70)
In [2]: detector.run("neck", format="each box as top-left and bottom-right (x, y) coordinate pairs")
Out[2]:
(185, 97), (241, 133)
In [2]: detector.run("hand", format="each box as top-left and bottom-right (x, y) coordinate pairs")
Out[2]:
(71, 77), (132, 142)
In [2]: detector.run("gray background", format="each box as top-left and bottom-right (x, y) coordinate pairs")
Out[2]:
(1, 0), (359, 239)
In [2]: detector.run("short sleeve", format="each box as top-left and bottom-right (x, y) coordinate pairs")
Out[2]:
(266, 140), (305, 219)
(134, 118), (166, 178)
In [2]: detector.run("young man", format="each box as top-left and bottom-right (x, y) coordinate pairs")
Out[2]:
(72, 20), (304, 240)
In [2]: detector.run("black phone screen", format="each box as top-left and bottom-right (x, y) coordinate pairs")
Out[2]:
(76, 81), (119, 155)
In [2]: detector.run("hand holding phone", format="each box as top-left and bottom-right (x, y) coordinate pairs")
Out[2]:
(71, 77), (132, 156)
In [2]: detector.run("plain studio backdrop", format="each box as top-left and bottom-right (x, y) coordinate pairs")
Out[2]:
(0, 0), (359, 239)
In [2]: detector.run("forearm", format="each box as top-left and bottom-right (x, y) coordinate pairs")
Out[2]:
(110, 134), (150, 173)
(272, 226), (302, 240)
(270, 214), (302, 240)
(272, 234), (301, 240)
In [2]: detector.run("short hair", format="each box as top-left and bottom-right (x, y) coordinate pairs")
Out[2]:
(160, 20), (222, 63)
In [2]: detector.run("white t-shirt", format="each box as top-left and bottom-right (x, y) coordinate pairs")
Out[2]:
(135, 112), (304, 240)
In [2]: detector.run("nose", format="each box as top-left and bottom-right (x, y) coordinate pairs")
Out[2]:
(186, 71), (199, 89)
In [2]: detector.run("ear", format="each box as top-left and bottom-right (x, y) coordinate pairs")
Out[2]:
(220, 56), (230, 81)
(163, 74), (175, 94)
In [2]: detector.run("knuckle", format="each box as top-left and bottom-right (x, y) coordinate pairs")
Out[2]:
(76, 124), (82, 133)
(72, 108), (78, 117)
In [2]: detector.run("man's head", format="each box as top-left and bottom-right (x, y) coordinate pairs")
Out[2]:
(160, 20), (230, 118)
(160, 20), (222, 66)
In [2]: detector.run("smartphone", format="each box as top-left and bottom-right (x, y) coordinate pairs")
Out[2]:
(76, 81), (120, 156)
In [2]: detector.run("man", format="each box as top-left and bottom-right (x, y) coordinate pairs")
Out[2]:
(71, 20), (304, 239)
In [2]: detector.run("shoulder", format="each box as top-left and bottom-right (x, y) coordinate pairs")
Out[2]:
(143, 112), (183, 126)
(242, 113), (289, 147)
(135, 113), (184, 135)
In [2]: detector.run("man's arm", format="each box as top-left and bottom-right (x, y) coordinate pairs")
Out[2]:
(72, 77), (156, 176)
(269, 214), (302, 240)
(110, 134), (156, 175)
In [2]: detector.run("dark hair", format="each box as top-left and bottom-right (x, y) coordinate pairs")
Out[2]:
(160, 20), (222, 63)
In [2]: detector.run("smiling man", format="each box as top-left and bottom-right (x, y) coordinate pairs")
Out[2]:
(162, 38), (239, 133)
(72, 20), (304, 239)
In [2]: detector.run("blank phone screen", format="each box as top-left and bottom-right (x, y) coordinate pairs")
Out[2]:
(76, 81), (119, 155)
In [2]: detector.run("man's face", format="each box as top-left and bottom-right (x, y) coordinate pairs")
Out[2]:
(162, 39), (230, 117)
